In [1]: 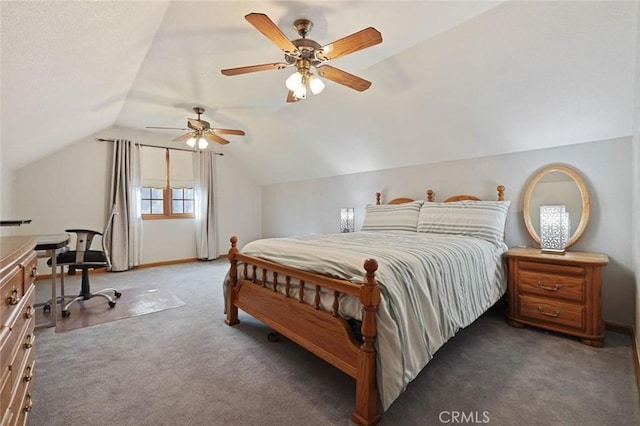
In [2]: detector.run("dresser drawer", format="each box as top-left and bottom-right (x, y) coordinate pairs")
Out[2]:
(7, 354), (33, 426)
(0, 249), (36, 330)
(0, 267), (23, 327)
(518, 295), (585, 331)
(0, 328), (12, 385)
(0, 364), (10, 415)
(2, 286), (34, 383)
(517, 270), (585, 303)
(19, 253), (37, 289)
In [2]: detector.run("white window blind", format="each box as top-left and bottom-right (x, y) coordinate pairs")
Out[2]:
(141, 146), (166, 188)
(169, 150), (194, 188)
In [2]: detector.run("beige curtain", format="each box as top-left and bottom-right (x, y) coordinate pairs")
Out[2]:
(193, 150), (218, 260)
(108, 139), (142, 271)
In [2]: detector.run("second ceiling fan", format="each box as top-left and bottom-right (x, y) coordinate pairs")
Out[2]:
(221, 13), (383, 102)
(146, 107), (245, 150)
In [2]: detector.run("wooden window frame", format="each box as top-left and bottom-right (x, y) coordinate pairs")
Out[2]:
(142, 149), (195, 220)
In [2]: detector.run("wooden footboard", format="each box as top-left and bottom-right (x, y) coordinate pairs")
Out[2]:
(226, 236), (381, 425)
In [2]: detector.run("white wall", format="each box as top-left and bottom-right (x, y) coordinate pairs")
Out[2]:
(262, 137), (634, 326)
(0, 166), (16, 236)
(12, 126), (261, 269)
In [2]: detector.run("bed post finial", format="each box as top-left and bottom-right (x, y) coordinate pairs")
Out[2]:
(226, 236), (240, 326)
(353, 258), (381, 425)
(497, 185), (505, 201)
(427, 189), (434, 202)
(375, 192), (381, 205)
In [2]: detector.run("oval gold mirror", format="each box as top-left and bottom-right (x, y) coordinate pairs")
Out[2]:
(523, 164), (590, 249)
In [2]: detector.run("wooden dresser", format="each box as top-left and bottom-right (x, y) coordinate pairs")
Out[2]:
(505, 247), (609, 347)
(0, 236), (37, 425)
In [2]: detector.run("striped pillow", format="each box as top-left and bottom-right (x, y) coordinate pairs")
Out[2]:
(361, 200), (424, 232)
(417, 201), (510, 245)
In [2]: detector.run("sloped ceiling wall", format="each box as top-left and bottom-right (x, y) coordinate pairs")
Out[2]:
(1, 1), (637, 185)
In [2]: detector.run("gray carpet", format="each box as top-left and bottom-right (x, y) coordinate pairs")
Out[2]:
(30, 260), (639, 425)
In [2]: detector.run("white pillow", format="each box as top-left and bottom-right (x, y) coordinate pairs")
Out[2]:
(417, 201), (511, 245)
(361, 200), (424, 232)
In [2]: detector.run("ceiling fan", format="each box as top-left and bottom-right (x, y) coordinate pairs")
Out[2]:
(146, 107), (245, 150)
(221, 13), (383, 102)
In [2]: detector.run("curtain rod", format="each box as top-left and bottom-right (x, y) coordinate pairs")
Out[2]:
(97, 138), (223, 156)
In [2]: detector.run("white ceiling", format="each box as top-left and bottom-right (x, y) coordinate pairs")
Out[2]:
(1, 1), (637, 185)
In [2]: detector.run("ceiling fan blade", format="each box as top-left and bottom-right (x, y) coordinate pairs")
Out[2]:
(204, 132), (230, 145)
(187, 118), (205, 131)
(319, 27), (382, 61)
(173, 133), (194, 143)
(146, 126), (189, 131)
(221, 62), (290, 76)
(316, 65), (372, 92)
(286, 90), (300, 103)
(244, 13), (298, 55)
(212, 128), (245, 136)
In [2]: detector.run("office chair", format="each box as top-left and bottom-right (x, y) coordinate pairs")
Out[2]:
(45, 212), (121, 318)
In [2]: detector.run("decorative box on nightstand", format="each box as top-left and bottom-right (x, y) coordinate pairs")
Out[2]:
(505, 247), (609, 347)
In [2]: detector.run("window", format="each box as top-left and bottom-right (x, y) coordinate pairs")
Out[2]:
(172, 188), (194, 214)
(140, 147), (195, 219)
(141, 187), (165, 214)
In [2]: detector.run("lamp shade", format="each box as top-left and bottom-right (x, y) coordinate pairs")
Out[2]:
(285, 71), (303, 91)
(293, 84), (307, 100)
(308, 74), (325, 95)
(186, 137), (196, 148)
(540, 205), (569, 253)
(197, 137), (208, 150)
(340, 207), (354, 233)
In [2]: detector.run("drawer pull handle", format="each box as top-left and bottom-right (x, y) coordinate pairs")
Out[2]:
(30, 266), (38, 278)
(7, 288), (20, 305)
(24, 305), (34, 319)
(537, 306), (560, 317)
(24, 394), (33, 412)
(24, 334), (34, 349)
(24, 365), (33, 382)
(537, 281), (560, 291)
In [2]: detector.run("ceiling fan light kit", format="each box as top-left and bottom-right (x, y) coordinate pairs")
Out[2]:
(186, 135), (208, 150)
(221, 13), (382, 102)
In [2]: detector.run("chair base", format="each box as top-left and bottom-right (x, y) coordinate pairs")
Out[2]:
(42, 295), (77, 314)
(61, 288), (122, 318)
(58, 266), (121, 319)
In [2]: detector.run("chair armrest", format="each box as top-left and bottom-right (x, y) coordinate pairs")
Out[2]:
(65, 229), (102, 236)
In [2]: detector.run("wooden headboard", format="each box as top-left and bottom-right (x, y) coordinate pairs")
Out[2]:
(376, 185), (505, 205)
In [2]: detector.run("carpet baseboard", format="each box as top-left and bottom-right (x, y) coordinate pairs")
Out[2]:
(605, 321), (639, 394)
(36, 257), (201, 281)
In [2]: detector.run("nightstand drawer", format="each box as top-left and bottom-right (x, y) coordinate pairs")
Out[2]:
(519, 295), (585, 330)
(518, 270), (584, 303)
(518, 260), (585, 276)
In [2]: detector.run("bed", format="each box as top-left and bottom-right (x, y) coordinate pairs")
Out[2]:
(224, 185), (509, 425)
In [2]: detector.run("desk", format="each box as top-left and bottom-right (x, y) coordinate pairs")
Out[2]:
(0, 219), (32, 226)
(34, 233), (69, 329)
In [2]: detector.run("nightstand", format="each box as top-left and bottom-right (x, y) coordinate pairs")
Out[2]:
(505, 247), (609, 347)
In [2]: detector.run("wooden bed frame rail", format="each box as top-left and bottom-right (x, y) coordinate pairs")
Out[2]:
(226, 236), (382, 425)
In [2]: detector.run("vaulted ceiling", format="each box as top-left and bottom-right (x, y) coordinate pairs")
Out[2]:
(1, 1), (637, 185)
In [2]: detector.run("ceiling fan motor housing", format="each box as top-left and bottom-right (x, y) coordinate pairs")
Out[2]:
(285, 38), (322, 66)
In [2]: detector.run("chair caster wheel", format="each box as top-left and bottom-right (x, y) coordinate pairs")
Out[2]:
(108, 301), (116, 308)
(114, 291), (122, 298)
(43, 304), (51, 313)
(61, 310), (71, 318)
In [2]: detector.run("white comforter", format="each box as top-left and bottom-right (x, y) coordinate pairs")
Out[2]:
(236, 231), (507, 410)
